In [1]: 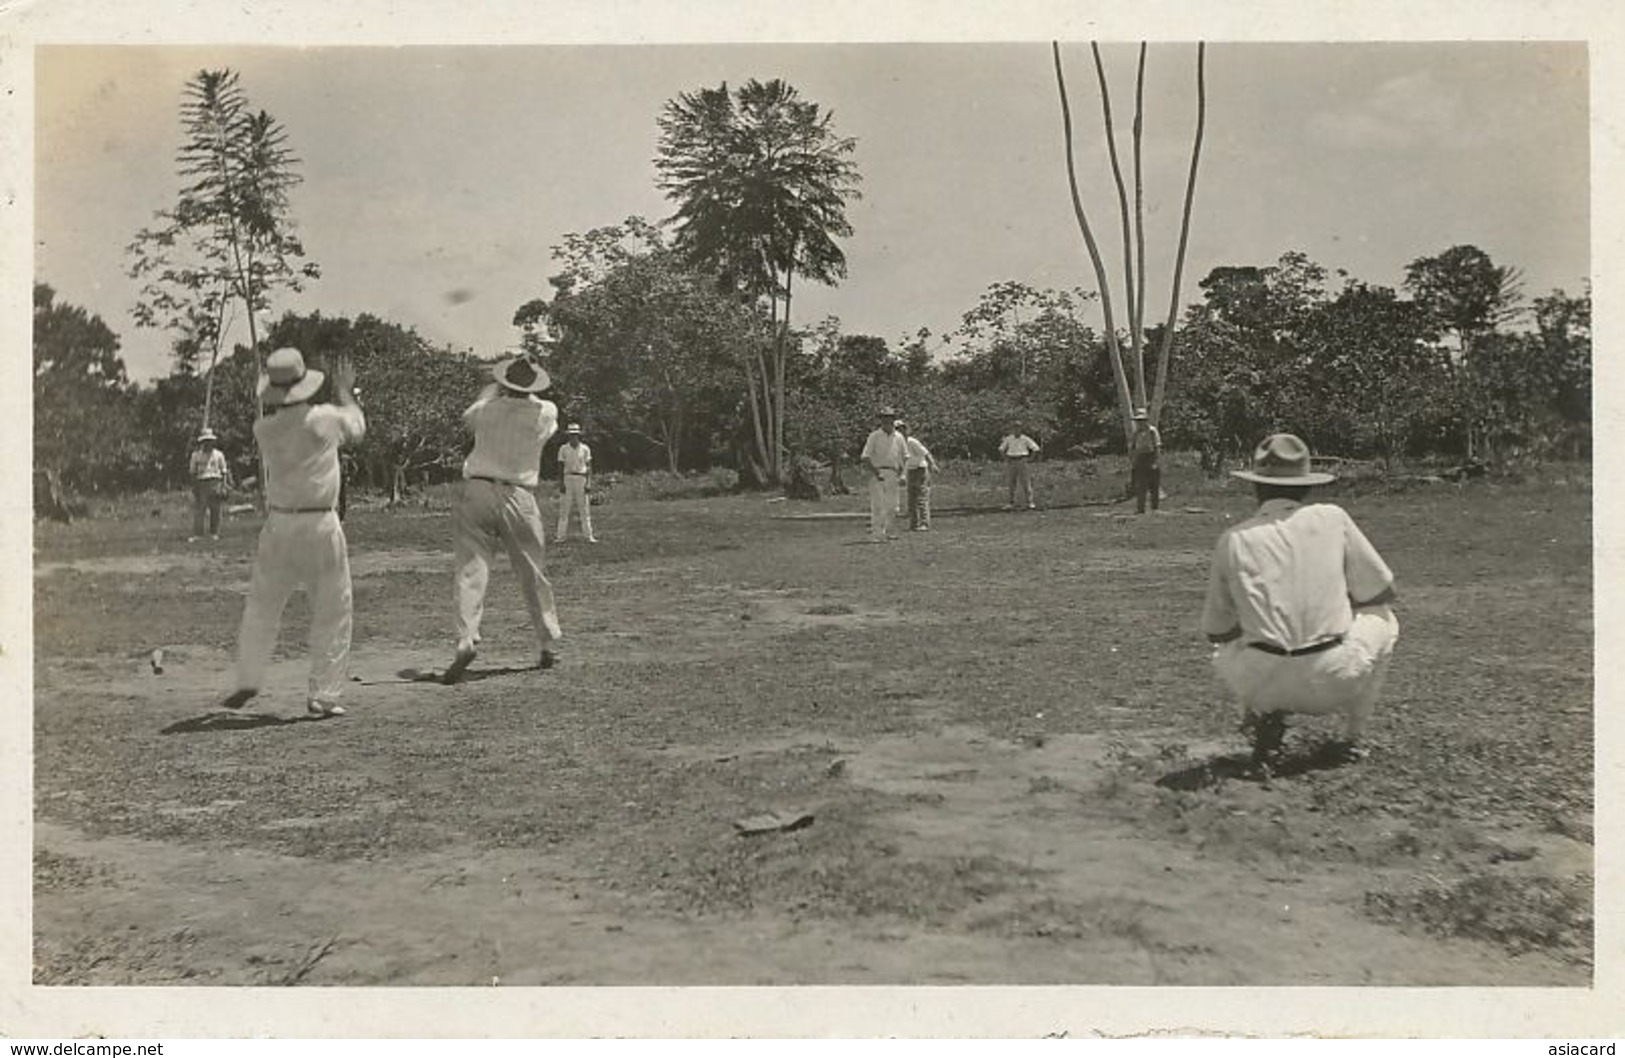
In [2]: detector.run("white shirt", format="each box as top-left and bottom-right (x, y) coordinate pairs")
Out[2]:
(861, 428), (907, 472)
(558, 440), (592, 475)
(190, 447), (228, 481)
(1201, 499), (1395, 651)
(462, 385), (559, 487)
(1130, 424), (1162, 457)
(904, 436), (934, 471)
(999, 434), (1040, 458)
(254, 403), (365, 510)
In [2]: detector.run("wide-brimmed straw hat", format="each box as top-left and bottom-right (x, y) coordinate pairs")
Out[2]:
(257, 347), (325, 406)
(493, 355), (552, 393)
(876, 406), (898, 418)
(196, 428), (218, 443)
(1131, 407), (1149, 421)
(1230, 433), (1336, 486)
(566, 423), (582, 435)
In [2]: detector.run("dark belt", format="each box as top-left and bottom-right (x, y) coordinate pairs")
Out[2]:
(565, 472), (589, 476)
(469, 475), (524, 487)
(1248, 635), (1345, 657)
(270, 505), (335, 514)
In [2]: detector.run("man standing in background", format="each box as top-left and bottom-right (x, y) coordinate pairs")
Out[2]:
(188, 428), (230, 542)
(899, 420), (940, 532)
(556, 423), (598, 544)
(998, 422), (1040, 510)
(443, 354), (564, 685)
(1130, 408), (1163, 514)
(861, 407), (907, 543)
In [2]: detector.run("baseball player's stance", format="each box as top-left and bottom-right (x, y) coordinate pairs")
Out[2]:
(222, 347), (365, 716)
(556, 423), (597, 543)
(442, 354), (564, 684)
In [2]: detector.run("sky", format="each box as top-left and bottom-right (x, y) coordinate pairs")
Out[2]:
(34, 40), (1590, 382)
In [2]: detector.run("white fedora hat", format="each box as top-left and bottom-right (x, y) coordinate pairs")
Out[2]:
(1230, 433), (1336, 486)
(257, 347), (325, 406)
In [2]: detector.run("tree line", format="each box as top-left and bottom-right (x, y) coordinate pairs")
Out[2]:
(32, 66), (1591, 502)
(34, 239), (1590, 499)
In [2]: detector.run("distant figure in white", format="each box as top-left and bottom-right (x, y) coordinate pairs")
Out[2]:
(556, 423), (598, 543)
(1201, 433), (1400, 769)
(860, 407), (907, 543)
(188, 427), (230, 542)
(898, 419), (941, 532)
(222, 347), (365, 717)
(443, 354), (564, 685)
(998, 423), (1040, 509)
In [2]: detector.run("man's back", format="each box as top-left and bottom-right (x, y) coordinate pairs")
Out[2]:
(1202, 499), (1393, 651)
(255, 404), (365, 510)
(464, 390), (558, 487)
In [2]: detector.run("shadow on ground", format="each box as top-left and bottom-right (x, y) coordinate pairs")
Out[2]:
(1155, 741), (1360, 790)
(160, 711), (335, 736)
(395, 664), (540, 685)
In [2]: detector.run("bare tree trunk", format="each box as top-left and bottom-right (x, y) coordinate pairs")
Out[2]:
(776, 267), (794, 486)
(1093, 43), (1145, 411)
(1054, 43), (1136, 442)
(665, 401), (683, 474)
(828, 451), (851, 494)
(200, 293), (232, 431)
(237, 258), (268, 512)
(1149, 42), (1207, 426)
(1131, 44), (1149, 394)
(743, 352), (772, 486)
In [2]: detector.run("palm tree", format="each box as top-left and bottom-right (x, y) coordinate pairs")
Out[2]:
(655, 78), (862, 484)
(128, 68), (318, 499)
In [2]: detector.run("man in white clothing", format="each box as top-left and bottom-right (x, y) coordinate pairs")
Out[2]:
(442, 354), (563, 684)
(860, 407), (907, 542)
(898, 420), (940, 532)
(998, 423), (1040, 509)
(556, 424), (597, 543)
(1201, 433), (1400, 769)
(188, 428), (230, 542)
(222, 347), (364, 717)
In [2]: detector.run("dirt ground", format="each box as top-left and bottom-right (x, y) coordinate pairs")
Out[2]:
(31, 464), (1594, 986)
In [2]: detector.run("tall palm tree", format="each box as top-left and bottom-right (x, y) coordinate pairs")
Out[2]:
(129, 68), (318, 501)
(655, 78), (862, 484)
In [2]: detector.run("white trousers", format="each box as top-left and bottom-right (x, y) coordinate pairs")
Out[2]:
(869, 470), (901, 540)
(1213, 606), (1399, 739)
(234, 510), (353, 705)
(557, 474), (594, 540)
(454, 480), (561, 654)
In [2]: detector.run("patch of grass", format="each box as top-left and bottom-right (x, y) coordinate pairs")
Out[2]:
(600, 467), (741, 502)
(968, 893), (1169, 947)
(804, 602), (856, 616)
(1363, 873), (1593, 962)
(33, 849), (113, 891)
